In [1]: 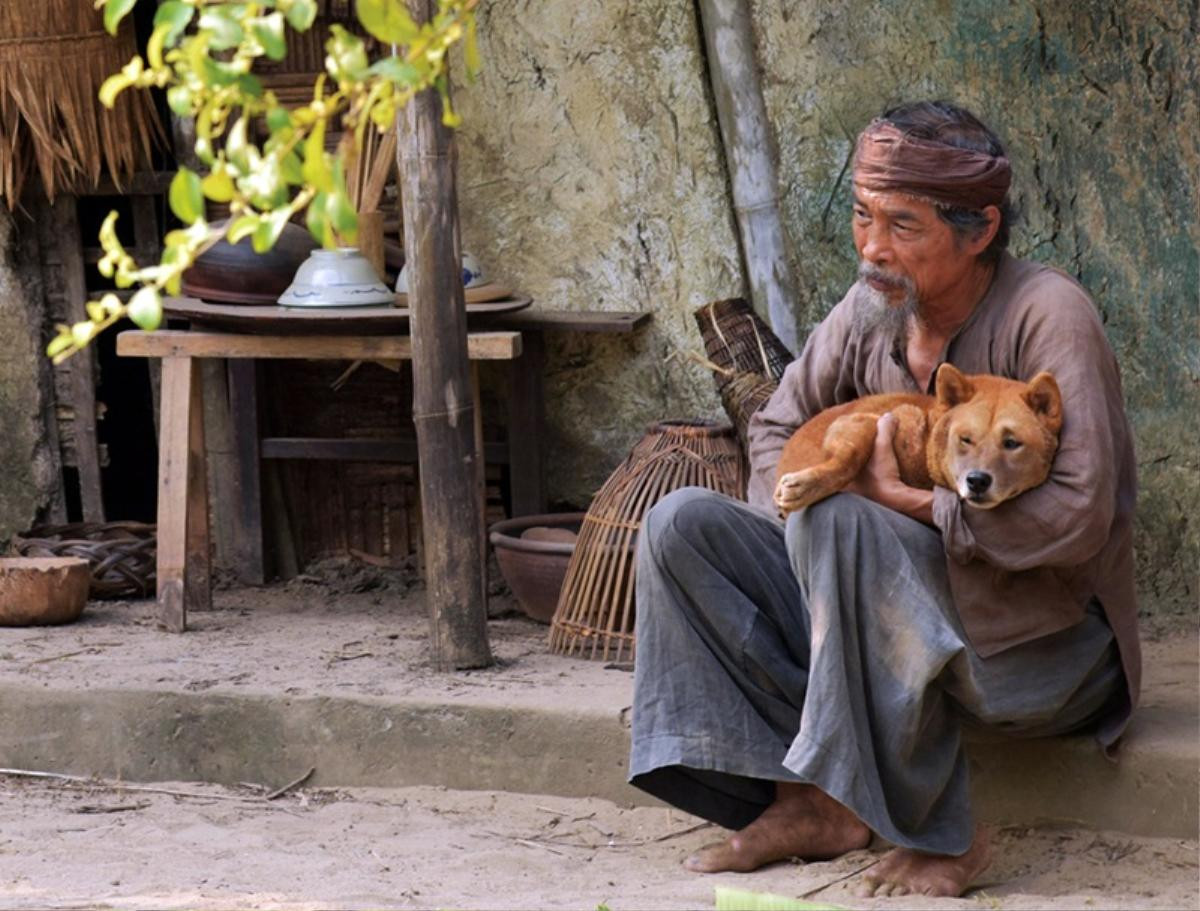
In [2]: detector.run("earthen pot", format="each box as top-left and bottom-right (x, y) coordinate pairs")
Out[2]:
(0, 557), (90, 625)
(489, 513), (584, 624)
(181, 219), (318, 304)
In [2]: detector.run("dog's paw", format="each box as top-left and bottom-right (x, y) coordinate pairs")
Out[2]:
(774, 469), (825, 514)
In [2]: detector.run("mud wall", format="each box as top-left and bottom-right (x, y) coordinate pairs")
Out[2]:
(454, 0), (1197, 623)
(0, 206), (61, 544)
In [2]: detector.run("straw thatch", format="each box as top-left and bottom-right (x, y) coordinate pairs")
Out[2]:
(548, 420), (746, 664)
(0, 0), (163, 205)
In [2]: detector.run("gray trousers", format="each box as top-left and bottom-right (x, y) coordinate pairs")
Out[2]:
(628, 488), (1123, 855)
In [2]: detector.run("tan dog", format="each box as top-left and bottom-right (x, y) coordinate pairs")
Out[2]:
(773, 364), (1063, 516)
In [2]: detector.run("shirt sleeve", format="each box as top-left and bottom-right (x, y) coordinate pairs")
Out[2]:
(933, 274), (1128, 572)
(745, 290), (859, 510)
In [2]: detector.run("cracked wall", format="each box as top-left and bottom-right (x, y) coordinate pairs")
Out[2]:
(455, 0), (1195, 622)
(0, 206), (60, 544)
(752, 0), (1197, 623)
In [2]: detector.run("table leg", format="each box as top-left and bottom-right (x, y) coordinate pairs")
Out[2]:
(157, 356), (210, 631)
(228, 359), (265, 584)
(507, 330), (547, 515)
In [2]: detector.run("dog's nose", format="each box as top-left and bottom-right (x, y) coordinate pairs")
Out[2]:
(966, 471), (992, 495)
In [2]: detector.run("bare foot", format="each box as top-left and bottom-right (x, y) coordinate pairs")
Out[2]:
(683, 782), (871, 873)
(857, 826), (992, 897)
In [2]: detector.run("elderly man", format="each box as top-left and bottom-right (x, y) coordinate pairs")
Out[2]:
(628, 100), (1140, 897)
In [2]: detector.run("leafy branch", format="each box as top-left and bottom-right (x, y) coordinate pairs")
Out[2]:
(48, 0), (479, 363)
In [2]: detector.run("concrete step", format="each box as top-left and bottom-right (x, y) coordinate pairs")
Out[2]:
(0, 592), (1194, 840)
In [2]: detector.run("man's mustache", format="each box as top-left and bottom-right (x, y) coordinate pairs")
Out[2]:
(858, 262), (914, 292)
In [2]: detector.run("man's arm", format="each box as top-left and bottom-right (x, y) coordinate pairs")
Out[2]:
(745, 292), (860, 510)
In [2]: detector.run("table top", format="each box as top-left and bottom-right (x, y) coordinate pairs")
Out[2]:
(163, 296), (653, 335)
(164, 296), (532, 335)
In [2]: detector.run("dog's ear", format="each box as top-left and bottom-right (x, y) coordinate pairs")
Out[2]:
(934, 363), (974, 408)
(1023, 371), (1063, 434)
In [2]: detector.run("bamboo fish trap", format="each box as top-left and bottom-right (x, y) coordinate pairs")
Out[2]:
(693, 297), (796, 448)
(548, 420), (746, 663)
(0, 0), (164, 205)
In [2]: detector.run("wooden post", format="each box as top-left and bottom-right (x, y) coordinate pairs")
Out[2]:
(696, 0), (801, 355)
(397, 6), (493, 670)
(51, 196), (106, 521)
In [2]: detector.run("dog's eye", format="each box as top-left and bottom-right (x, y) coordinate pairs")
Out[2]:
(959, 435), (973, 446)
(1003, 438), (1023, 450)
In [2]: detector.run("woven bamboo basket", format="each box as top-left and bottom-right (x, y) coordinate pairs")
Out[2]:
(693, 297), (796, 448)
(0, 0), (164, 204)
(13, 522), (156, 599)
(548, 420), (746, 663)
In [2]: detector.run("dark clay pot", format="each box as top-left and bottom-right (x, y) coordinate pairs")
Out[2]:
(181, 220), (318, 304)
(489, 513), (584, 624)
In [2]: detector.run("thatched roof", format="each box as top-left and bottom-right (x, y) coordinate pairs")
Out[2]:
(0, 0), (164, 204)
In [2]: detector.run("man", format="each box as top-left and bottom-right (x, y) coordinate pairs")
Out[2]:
(628, 101), (1140, 898)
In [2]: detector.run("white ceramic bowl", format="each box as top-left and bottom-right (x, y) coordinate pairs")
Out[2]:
(279, 248), (394, 308)
(396, 251), (485, 294)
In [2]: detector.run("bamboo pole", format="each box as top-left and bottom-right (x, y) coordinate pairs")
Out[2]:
(696, 0), (801, 356)
(397, 0), (493, 670)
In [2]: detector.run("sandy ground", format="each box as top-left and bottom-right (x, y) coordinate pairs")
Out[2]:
(0, 558), (1196, 910)
(0, 773), (1195, 911)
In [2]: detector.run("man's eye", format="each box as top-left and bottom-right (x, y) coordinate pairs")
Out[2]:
(1003, 438), (1023, 450)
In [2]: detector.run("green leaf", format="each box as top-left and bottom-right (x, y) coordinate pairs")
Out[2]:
(71, 320), (97, 348)
(168, 168), (205, 225)
(166, 85), (194, 115)
(153, 1), (194, 45)
(284, 0), (317, 31)
(46, 333), (74, 359)
(86, 301), (107, 323)
(127, 287), (164, 332)
(367, 57), (420, 85)
(227, 214), (261, 244)
(464, 14), (481, 79)
(198, 7), (245, 51)
(354, 0), (418, 44)
(98, 71), (135, 109)
(280, 150), (304, 185)
(225, 116), (251, 172)
(301, 120), (332, 191)
(326, 183), (358, 243)
(251, 210), (291, 253)
(201, 170), (236, 203)
(102, 0), (137, 36)
(306, 193), (334, 248)
(250, 12), (287, 60)
(326, 25), (369, 82)
(266, 107), (294, 132)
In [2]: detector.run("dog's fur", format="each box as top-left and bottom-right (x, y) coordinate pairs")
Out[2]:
(773, 364), (1063, 515)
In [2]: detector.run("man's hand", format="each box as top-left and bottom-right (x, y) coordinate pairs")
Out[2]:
(845, 412), (935, 524)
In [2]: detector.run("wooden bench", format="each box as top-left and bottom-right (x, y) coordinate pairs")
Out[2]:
(117, 328), (522, 632)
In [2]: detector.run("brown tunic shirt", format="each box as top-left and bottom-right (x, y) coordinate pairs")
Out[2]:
(747, 252), (1140, 745)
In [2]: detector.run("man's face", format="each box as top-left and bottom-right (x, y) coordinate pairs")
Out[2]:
(850, 181), (978, 311)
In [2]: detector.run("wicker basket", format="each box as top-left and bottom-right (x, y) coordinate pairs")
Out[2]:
(13, 522), (155, 599)
(548, 420), (745, 663)
(693, 297), (796, 448)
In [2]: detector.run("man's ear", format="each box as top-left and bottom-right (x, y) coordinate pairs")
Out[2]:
(935, 363), (974, 407)
(962, 205), (1001, 256)
(1023, 371), (1063, 434)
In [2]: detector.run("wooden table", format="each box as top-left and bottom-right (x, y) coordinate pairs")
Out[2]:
(117, 327), (522, 632)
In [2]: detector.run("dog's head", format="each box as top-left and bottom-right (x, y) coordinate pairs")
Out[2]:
(929, 364), (1063, 509)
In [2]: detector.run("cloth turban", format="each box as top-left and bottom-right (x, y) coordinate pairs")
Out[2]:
(853, 119), (1011, 210)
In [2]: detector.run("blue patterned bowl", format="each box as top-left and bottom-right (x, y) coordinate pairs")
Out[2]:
(278, 248), (394, 308)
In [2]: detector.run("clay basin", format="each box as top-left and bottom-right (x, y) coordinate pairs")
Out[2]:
(0, 557), (90, 626)
(488, 513), (584, 624)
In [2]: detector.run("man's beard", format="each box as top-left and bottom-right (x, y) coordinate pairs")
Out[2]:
(854, 261), (919, 336)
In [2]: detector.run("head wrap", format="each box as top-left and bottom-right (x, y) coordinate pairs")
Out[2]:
(852, 119), (1011, 210)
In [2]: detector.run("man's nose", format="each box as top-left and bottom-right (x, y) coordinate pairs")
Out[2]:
(859, 223), (891, 264)
(966, 471), (992, 495)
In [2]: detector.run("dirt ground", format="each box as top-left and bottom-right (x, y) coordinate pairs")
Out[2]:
(0, 559), (1196, 910)
(0, 773), (1196, 911)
